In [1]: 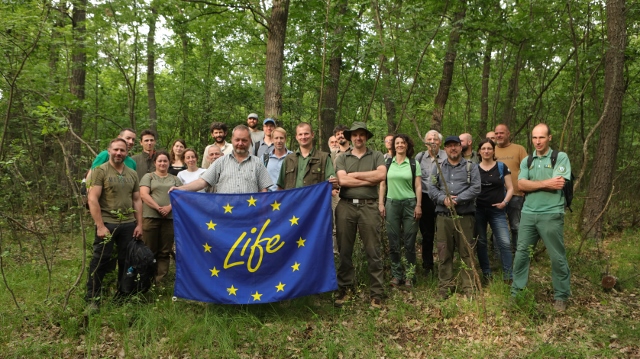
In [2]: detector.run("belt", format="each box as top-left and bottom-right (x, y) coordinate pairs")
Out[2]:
(343, 198), (377, 205)
(437, 212), (474, 217)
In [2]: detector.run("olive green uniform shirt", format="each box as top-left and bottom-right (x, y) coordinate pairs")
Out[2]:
(140, 173), (182, 219)
(336, 148), (385, 200)
(91, 162), (140, 223)
(519, 149), (571, 214)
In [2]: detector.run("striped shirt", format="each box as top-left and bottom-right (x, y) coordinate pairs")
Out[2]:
(200, 152), (273, 194)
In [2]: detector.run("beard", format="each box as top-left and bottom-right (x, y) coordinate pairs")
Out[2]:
(461, 144), (468, 152)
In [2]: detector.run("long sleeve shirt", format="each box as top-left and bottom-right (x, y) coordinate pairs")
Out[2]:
(428, 158), (481, 214)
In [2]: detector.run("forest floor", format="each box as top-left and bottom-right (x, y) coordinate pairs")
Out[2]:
(1, 217), (639, 358)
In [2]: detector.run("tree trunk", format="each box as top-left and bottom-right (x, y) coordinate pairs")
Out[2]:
(480, 41), (492, 135)
(146, 4), (158, 132)
(500, 40), (526, 129)
(430, 1), (466, 132)
(68, 0), (87, 175)
(580, 0), (626, 239)
(264, 0), (290, 119)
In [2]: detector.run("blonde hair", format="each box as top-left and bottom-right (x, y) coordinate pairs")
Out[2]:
(272, 127), (287, 138)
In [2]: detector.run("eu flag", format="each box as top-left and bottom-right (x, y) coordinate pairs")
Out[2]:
(170, 181), (337, 304)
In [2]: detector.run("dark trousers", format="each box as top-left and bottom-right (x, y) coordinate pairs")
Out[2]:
(419, 194), (437, 270)
(85, 222), (136, 302)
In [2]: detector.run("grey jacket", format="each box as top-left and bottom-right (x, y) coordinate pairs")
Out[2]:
(428, 157), (481, 214)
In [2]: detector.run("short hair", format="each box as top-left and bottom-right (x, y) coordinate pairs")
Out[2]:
(169, 139), (187, 163)
(183, 148), (199, 160)
(296, 122), (313, 133)
(231, 125), (251, 138)
(119, 128), (136, 136)
(140, 129), (157, 140)
(210, 122), (228, 133)
(390, 134), (415, 158)
(155, 150), (170, 163)
(333, 124), (349, 135)
(424, 130), (443, 142)
(273, 127), (287, 138)
(109, 138), (128, 149)
(476, 139), (496, 161)
(535, 123), (552, 136)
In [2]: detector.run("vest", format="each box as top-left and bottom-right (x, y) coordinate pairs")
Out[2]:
(282, 150), (330, 189)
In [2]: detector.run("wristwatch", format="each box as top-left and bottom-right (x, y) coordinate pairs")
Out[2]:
(503, 200), (509, 206)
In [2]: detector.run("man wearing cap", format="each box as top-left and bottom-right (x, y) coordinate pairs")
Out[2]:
(246, 113), (264, 146)
(428, 135), (481, 299)
(333, 121), (387, 308)
(254, 118), (276, 158)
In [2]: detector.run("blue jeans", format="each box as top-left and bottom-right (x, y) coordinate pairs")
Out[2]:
(475, 206), (512, 280)
(506, 195), (524, 250)
(385, 198), (419, 281)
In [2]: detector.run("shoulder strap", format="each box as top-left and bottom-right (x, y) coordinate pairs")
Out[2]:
(497, 161), (504, 180)
(263, 152), (270, 167)
(466, 161), (472, 184)
(410, 157), (417, 193)
(385, 157), (392, 173)
(526, 151), (535, 169)
(416, 151), (424, 164)
(550, 150), (558, 168)
(254, 142), (261, 156)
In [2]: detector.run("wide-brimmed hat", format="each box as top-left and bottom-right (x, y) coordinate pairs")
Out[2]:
(343, 121), (374, 140)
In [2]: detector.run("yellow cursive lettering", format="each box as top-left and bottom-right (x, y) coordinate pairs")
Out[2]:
(224, 232), (246, 269)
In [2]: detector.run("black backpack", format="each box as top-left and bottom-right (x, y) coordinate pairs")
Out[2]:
(526, 150), (575, 212)
(120, 240), (156, 294)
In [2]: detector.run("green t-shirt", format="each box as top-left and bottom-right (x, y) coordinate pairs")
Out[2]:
(386, 157), (421, 200)
(91, 162), (140, 223)
(140, 173), (182, 218)
(91, 150), (136, 170)
(519, 149), (571, 214)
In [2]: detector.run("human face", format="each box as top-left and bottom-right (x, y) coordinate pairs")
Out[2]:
(424, 132), (441, 154)
(119, 130), (136, 151)
(263, 123), (275, 137)
(108, 140), (128, 164)
(247, 117), (259, 129)
(486, 131), (496, 142)
(444, 141), (461, 162)
(155, 154), (170, 174)
(184, 150), (198, 169)
(232, 129), (251, 156)
(531, 124), (551, 155)
(172, 141), (185, 157)
(328, 136), (339, 150)
(207, 146), (223, 163)
(394, 137), (407, 156)
(459, 133), (471, 152)
(140, 134), (156, 153)
(296, 125), (314, 148)
(494, 125), (510, 147)
(350, 129), (368, 149)
(335, 130), (347, 145)
(384, 136), (394, 151)
(479, 142), (495, 161)
(273, 130), (286, 151)
(212, 129), (226, 145)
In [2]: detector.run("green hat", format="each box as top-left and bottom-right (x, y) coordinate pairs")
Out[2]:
(343, 121), (374, 140)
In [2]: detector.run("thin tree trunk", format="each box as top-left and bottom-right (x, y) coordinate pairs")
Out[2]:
(430, 0), (466, 132)
(580, 0), (626, 239)
(500, 40), (526, 129)
(264, 0), (290, 119)
(146, 4), (158, 131)
(480, 41), (492, 135)
(68, 0), (87, 176)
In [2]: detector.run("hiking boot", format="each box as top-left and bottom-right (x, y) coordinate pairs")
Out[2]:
(390, 277), (401, 288)
(370, 297), (383, 309)
(404, 279), (413, 289)
(481, 273), (492, 286)
(553, 300), (567, 312)
(333, 289), (351, 308)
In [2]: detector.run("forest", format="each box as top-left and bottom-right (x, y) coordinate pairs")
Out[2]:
(1, 0), (639, 357)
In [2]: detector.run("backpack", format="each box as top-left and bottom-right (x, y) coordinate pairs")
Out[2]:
(384, 157), (418, 201)
(119, 240), (156, 294)
(526, 150), (575, 212)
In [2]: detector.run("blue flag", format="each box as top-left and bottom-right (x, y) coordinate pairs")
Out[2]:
(170, 181), (337, 304)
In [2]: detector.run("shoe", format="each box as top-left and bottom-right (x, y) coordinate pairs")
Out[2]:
(504, 279), (513, 285)
(390, 277), (401, 287)
(404, 279), (413, 289)
(481, 273), (492, 286)
(553, 300), (567, 312)
(370, 297), (383, 309)
(333, 289), (350, 308)
(424, 267), (433, 277)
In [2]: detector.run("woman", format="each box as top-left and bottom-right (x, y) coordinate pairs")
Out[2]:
(168, 139), (187, 175)
(140, 151), (183, 283)
(475, 139), (514, 283)
(379, 134), (422, 288)
(177, 148), (206, 191)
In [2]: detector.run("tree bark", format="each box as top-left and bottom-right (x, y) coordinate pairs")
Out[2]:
(480, 41), (492, 135)
(264, 0), (290, 119)
(431, 0), (466, 132)
(580, 0), (626, 239)
(146, 4), (158, 131)
(500, 40), (526, 129)
(68, 0), (87, 175)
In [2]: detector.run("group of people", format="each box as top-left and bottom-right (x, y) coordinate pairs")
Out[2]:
(84, 114), (572, 313)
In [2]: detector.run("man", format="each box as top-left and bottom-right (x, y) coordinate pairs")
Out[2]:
(494, 124), (528, 251)
(511, 123), (571, 312)
(415, 130), (447, 277)
(334, 122), (387, 308)
(428, 136), (481, 299)
(86, 128), (137, 184)
(131, 129), (158, 180)
(247, 113), (264, 146)
(333, 124), (352, 154)
(383, 134), (395, 160)
(174, 125), (272, 194)
(85, 138), (143, 310)
(328, 136), (339, 154)
(202, 122), (233, 168)
(459, 133), (478, 164)
(204, 144), (223, 169)
(254, 118), (276, 158)
(265, 127), (292, 191)
(486, 131), (496, 142)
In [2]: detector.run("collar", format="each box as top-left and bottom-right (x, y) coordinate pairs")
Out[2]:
(533, 148), (553, 158)
(295, 147), (315, 157)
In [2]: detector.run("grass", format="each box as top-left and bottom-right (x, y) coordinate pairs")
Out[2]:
(1, 219), (639, 358)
